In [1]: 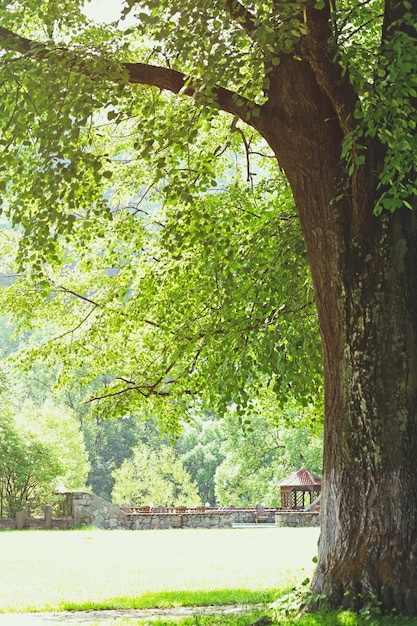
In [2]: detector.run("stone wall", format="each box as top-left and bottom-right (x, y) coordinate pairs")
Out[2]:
(128, 511), (234, 530)
(275, 511), (320, 527)
(0, 493), (320, 530)
(67, 493), (282, 529)
(68, 492), (234, 529)
(67, 492), (129, 529)
(231, 509), (276, 524)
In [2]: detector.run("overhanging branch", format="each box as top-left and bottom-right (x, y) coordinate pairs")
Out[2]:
(0, 26), (32, 55)
(124, 62), (258, 120)
(0, 26), (258, 123)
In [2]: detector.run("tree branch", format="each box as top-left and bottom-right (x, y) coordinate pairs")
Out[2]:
(222, 0), (258, 36)
(302, 0), (359, 135)
(124, 62), (257, 119)
(53, 284), (100, 307)
(0, 26), (32, 55)
(0, 26), (258, 123)
(49, 306), (97, 343)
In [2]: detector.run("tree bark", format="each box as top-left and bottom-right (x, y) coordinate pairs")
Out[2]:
(252, 55), (417, 614)
(313, 205), (417, 614)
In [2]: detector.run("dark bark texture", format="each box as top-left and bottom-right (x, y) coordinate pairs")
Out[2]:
(251, 54), (417, 614)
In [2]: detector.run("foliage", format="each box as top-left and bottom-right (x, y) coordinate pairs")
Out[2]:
(0, 409), (62, 516)
(342, 14), (417, 215)
(14, 398), (90, 491)
(175, 411), (227, 505)
(0, 396), (90, 517)
(82, 414), (142, 499)
(0, 157), (321, 425)
(214, 400), (322, 507)
(0, 0), (322, 421)
(0, 326), (89, 515)
(0, 315), (321, 508)
(111, 442), (201, 507)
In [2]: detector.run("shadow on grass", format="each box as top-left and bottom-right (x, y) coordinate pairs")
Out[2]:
(275, 610), (417, 626)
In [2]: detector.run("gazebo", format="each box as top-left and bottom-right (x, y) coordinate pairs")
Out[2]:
(277, 469), (321, 510)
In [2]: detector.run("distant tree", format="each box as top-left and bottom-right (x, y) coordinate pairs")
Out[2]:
(83, 414), (165, 499)
(16, 399), (90, 491)
(82, 415), (140, 499)
(280, 428), (323, 478)
(111, 442), (201, 508)
(175, 412), (226, 505)
(0, 408), (62, 516)
(214, 401), (322, 506)
(214, 410), (283, 506)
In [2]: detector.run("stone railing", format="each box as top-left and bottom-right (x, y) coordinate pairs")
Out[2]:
(67, 493), (235, 529)
(0, 493), (320, 530)
(64, 493), (283, 529)
(275, 510), (320, 527)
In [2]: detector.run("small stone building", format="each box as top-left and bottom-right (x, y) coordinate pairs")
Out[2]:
(277, 469), (321, 510)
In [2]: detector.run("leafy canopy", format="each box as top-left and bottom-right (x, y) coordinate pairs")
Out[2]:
(4, 0), (411, 417)
(0, 0), (415, 234)
(0, 116), (321, 421)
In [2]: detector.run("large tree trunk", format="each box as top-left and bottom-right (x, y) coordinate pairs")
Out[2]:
(313, 206), (417, 614)
(254, 55), (417, 613)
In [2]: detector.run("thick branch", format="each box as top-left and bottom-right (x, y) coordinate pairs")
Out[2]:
(0, 26), (257, 123)
(223, 0), (258, 36)
(382, 0), (408, 38)
(125, 62), (257, 120)
(302, 0), (359, 134)
(0, 26), (32, 54)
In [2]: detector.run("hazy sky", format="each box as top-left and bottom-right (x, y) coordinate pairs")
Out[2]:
(83, 0), (124, 23)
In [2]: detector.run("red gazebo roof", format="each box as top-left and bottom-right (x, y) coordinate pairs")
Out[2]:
(277, 469), (321, 488)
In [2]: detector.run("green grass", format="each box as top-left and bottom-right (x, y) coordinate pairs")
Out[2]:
(2, 527), (417, 626)
(0, 527), (318, 613)
(59, 589), (275, 611)
(85, 609), (417, 626)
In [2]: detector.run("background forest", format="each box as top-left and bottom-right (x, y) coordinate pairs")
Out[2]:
(0, 311), (322, 516)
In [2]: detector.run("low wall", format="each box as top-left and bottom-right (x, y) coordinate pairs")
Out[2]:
(129, 511), (234, 530)
(0, 518), (15, 529)
(231, 509), (276, 524)
(0, 494), (320, 530)
(0, 505), (72, 530)
(275, 511), (320, 527)
(67, 493), (282, 528)
(24, 518), (72, 529)
(68, 493), (234, 529)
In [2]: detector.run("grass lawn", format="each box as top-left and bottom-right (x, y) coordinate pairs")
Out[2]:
(2, 527), (416, 626)
(0, 527), (319, 613)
